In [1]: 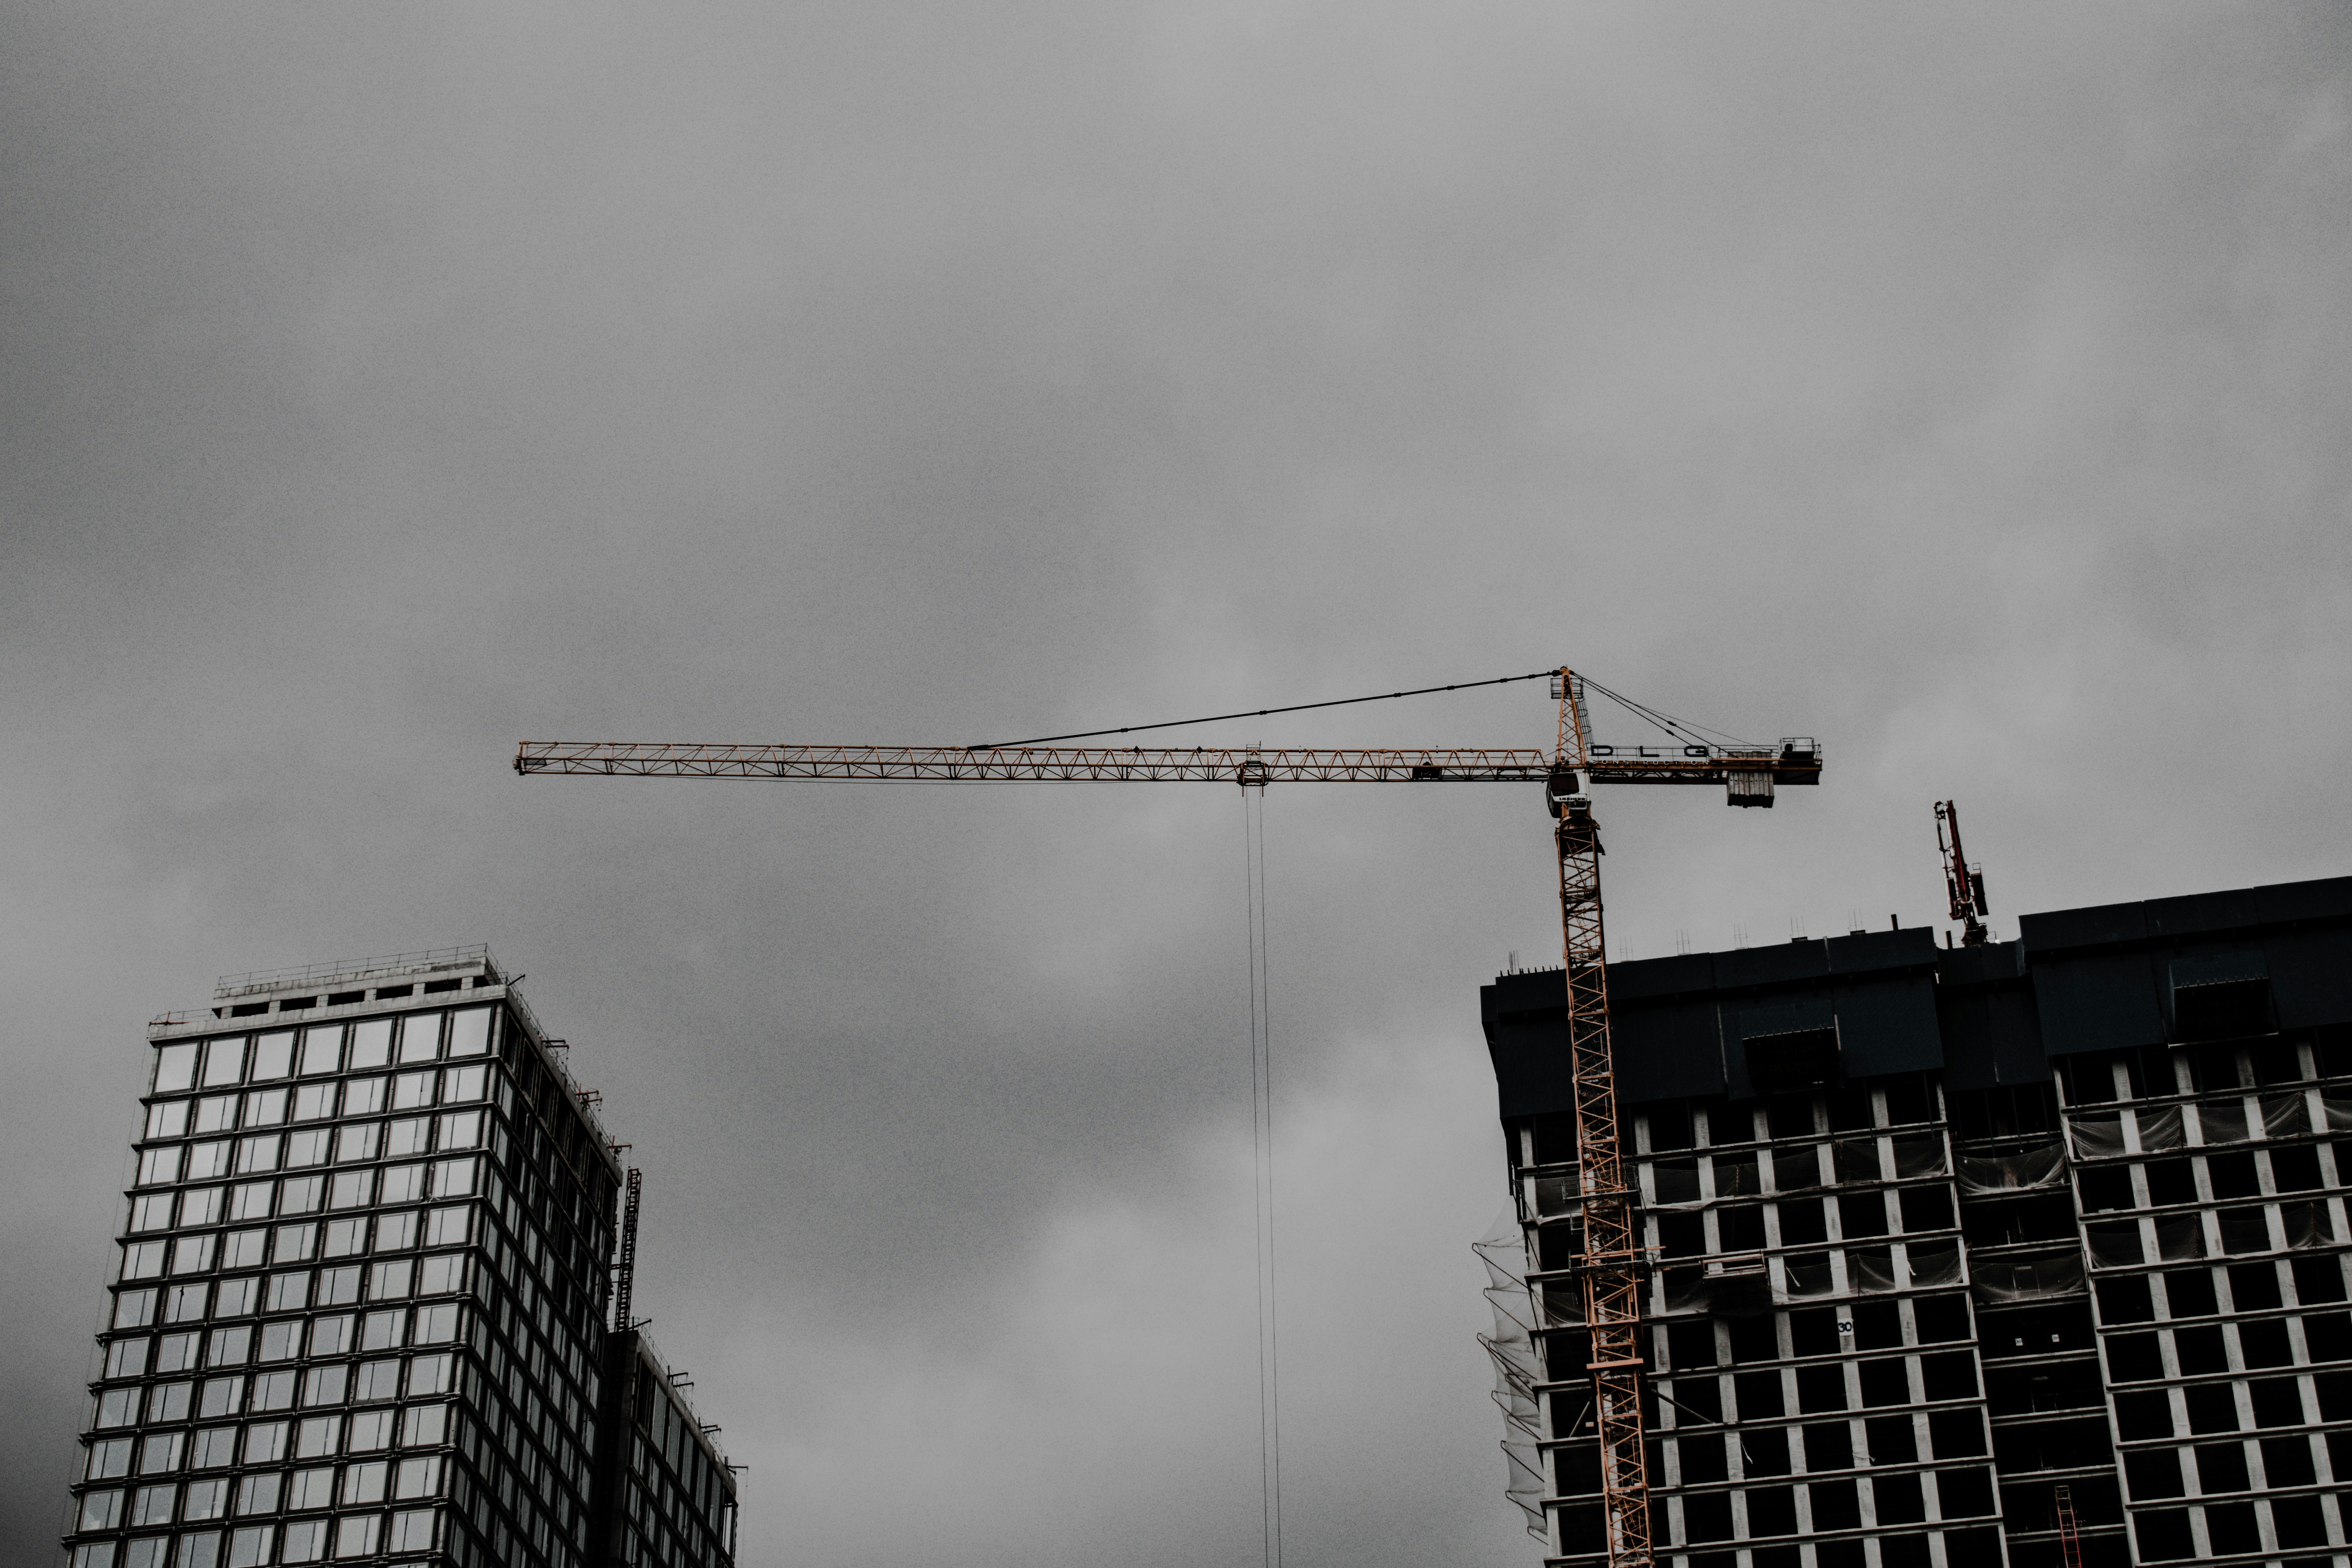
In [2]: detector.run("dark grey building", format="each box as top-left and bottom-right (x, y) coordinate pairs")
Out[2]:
(1481, 876), (2352, 1568)
(60, 948), (740, 1568)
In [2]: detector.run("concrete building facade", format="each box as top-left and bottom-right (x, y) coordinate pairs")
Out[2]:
(1481, 876), (2352, 1568)
(59, 948), (739, 1568)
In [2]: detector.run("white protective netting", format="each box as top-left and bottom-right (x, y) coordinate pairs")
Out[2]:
(1474, 1210), (1549, 1542)
(1957, 1140), (2065, 1196)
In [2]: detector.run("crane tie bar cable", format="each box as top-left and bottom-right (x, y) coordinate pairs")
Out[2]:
(973, 670), (1556, 750)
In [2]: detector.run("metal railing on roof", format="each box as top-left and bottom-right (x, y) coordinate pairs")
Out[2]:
(215, 944), (494, 998)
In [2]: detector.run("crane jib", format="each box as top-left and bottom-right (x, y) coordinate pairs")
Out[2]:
(512, 742), (1823, 788)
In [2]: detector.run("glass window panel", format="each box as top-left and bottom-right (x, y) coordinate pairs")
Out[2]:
(347, 1019), (392, 1071)
(440, 1065), (487, 1102)
(201, 1038), (246, 1089)
(130, 1483), (176, 1525)
(309, 1314), (354, 1356)
(319, 1265), (362, 1305)
(399, 1402), (448, 1445)
(279, 1175), (325, 1215)
(390, 1071), (435, 1110)
(137, 1147), (183, 1186)
(399, 1013), (442, 1062)
(171, 1235), (217, 1275)
(331, 1514), (379, 1558)
(214, 1276), (253, 1317)
(97, 1387), (139, 1426)
(234, 1136), (280, 1175)
(292, 1083), (334, 1121)
(155, 1044), (200, 1094)
(341, 1078), (386, 1118)
(294, 1414), (341, 1457)
(282, 1129), (330, 1168)
(87, 1437), (134, 1478)
(432, 1157), (477, 1196)
(384, 1118), (429, 1157)
(198, 1376), (244, 1419)
(355, 1360), (403, 1402)
(348, 1407), (395, 1448)
(226, 1526), (273, 1568)
(423, 1207), (469, 1248)
(323, 1218), (367, 1257)
(206, 1326), (251, 1366)
(340, 1460), (388, 1503)
(155, 1333), (200, 1373)
(228, 1183), (272, 1221)
(286, 1466), (335, 1509)
(136, 1431), (184, 1474)
(273, 1223), (316, 1264)
(417, 1254), (466, 1296)
(190, 1423), (238, 1468)
(187, 1142), (232, 1181)
(192, 1097), (236, 1135)
(146, 1101), (191, 1140)
(359, 1309), (406, 1352)
(105, 1337), (151, 1378)
(243, 1421), (290, 1464)
(258, 1321), (300, 1361)
(234, 1470), (281, 1513)
(374, 1214), (419, 1254)
(447, 1007), (491, 1057)
(222, 1230), (267, 1270)
(241, 1089), (287, 1127)
(249, 1031), (295, 1081)
(179, 1188), (224, 1227)
(250, 1370), (297, 1412)
(301, 1365), (348, 1409)
(123, 1241), (167, 1279)
(434, 1110), (483, 1150)
(381, 1165), (425, 1203)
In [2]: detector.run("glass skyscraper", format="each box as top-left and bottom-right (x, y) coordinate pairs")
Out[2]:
(60, 947), (740, 1568)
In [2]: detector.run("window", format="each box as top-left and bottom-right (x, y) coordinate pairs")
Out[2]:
(193, 1096), (238, 1135)
(407, 1354), (455, 1396)
(137, 1147), (183, 1186)
(385, 1117), (429, 1157)
(87, 1438), (134, 1479)
(369, 1259), (414, 1298)
(221, 1230), (265, 1270)
(272, 1224), (316, 1265)
(96, 1387), (139, 1426)
(122, 1241), (167, 1279)
(179, 1187), (225, 1227)
(156, 1043), (200, 1094)
(184, 1476), (229, 1520)
(250, 1370), (297, 1412)
(286, 1466), (335, 1508)
(341, 1460), (389, 1504)
(400, 1402), (448, 1445)
(354, 1359), (403, 1401)
(234, 1135), (281, 1174)
(250, 1030), (296, 1080)
(294, 1414), (341, 1457)
(279, 1175), (325, 1219)
(80, 1488), (125, 1529)
(264, 1274), (310, 1314)
(435, 1110), (483, 1150)
(442, 1064), (488, 1102)
(310, 1314), (354, 1355)
(448, 1007), (491, 1056)
(424, 1207), (470, 1248)
(228, 1183), (272, 1222)
(292, 1082), (334, 1120)
(202, 1038), (246, 1089)
(400, 1013), (442, 1060)
(106, 1338), (151, 1378)
(388, 1508), (437, 1550)
(374, 1212), (419, 1252)
(187, 1142), (232, 1180)
(381, 1164), (425, 1203)
(234, 1470), (281, 1514)
(242, 1422), (289, 1463)
(392, 1071), (436, 1111)
(225, 1526), (273, 1568)
(414, 1303), (460, 1344)
(418, 1254), (466, 1296)
(348, 1406), (396, 1449)
(198, 1376), (244, 1419)
(323, 1219), (367, 1258)
(360, 1309), (407, 1352)
(130, 1483), (176, 1526)
(146, 1100), (191, 1140)
(328, 1171), (374, 1209)
(301, 1363), (349, 1406)
(242, 1089), (287, 1126)
(331, 1514), (381, 1559)
(151, 1380), (194, 1420)
(280, 1517), (327, 1564)
(137, 1431), (184, 1474)
(332, 1126), (379, 1167)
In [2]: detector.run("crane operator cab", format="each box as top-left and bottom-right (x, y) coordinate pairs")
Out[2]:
(1546, 769), (1592, 822)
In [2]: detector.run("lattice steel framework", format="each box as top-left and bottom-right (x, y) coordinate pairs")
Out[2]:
(1550, 675), (1653, 1566)
(614, 1166), (644, 1332)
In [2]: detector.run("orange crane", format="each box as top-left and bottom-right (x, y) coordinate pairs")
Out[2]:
(515, 668), (1822, 1567)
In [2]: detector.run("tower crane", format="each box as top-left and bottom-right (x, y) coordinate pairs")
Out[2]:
(1935, 800), (1990, 947)
(515, 667), (1823, 1568)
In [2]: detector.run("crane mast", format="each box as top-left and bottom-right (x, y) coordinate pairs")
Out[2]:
(1547, 675), (1653, 1563)
(515, 666), (1823, 1568)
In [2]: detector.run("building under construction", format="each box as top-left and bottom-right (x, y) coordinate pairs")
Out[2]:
(1482, 875), (2352, 1568)
(58, 947), (739, 1568)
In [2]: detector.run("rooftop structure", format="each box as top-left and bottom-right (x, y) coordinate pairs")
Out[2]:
(62, 949), (739, 1568)
(1481, 876), (2352, 1568)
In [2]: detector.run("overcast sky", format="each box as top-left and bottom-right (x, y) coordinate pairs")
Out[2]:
(5, 4), (2351, 1565)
